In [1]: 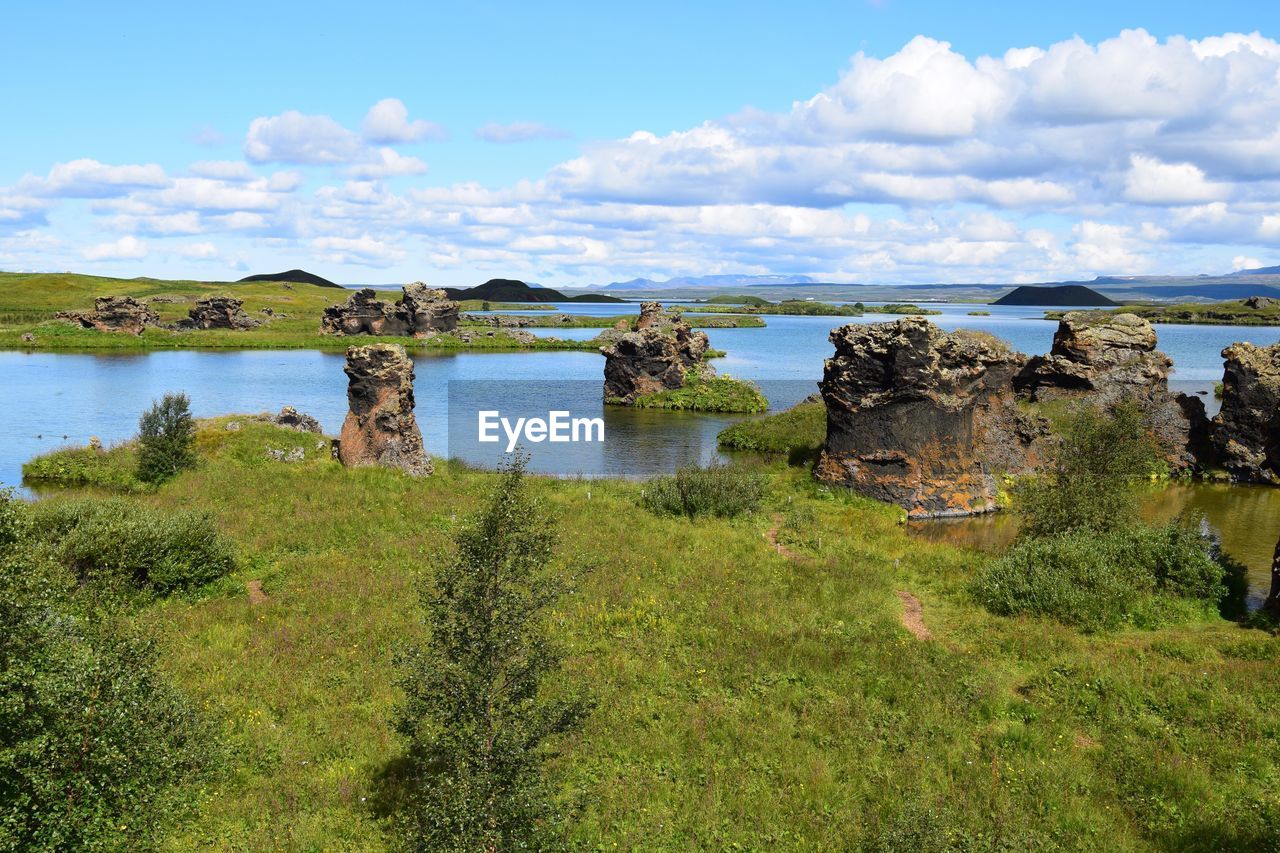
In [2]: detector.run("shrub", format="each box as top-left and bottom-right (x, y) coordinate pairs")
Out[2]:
(1016, 402), (1162, 538)
(972, 522), (1227, 631)
(0, 497), (212, 849)
(628, 373), (768, 413)
(392, 454), (591, 850)
(641, 463), (765, 518)
(29, 498), (235, 594)
(136, 392), (197, 485)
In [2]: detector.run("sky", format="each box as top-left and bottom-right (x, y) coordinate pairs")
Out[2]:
(2, 0), (1280, 287)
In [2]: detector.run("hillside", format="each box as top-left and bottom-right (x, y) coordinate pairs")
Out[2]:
(237, 269), (342, 289)
(994, 285), (1116, 306)
(443, 278), (624, 303)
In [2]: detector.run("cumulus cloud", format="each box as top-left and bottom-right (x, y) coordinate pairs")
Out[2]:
(476, 121), (571, 143)
(346, 148), (429, 179)
(82, 235), (148, 260)
(361, 98), (445, 144)
(1124, 155), (1228, 205)
(312, 234), (405, 267)
(21, 159), (168, 198)
(180, 241), (219, 259)
(245, 111), (364, 164)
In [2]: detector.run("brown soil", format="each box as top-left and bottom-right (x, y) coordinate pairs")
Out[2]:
(246, 579), (268, 605)
(895, 590), (932, 640)
(764, 515), (803, 561)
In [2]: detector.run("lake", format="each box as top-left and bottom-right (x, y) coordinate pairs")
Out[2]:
(4, 301), (1279, 598)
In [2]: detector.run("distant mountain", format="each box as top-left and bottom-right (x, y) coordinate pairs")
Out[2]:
(442, 278), (624, 303)
(238, 269), (342, 289)
(994, 285), (1116, 307)
(599, 274), (818, 290)
(1228, 265), (1280, 276)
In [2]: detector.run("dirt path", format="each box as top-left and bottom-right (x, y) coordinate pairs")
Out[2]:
(246, 580), (268, 605)
(894, 590), (932, 641)
(764, 515), (803, 561)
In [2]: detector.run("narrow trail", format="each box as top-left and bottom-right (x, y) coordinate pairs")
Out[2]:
(246, 579), (268, 605)
(765, 514), (933, 641)
(894, 590), (932, 641)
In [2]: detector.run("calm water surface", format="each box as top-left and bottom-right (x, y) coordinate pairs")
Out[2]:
(4, 301), (1279, 598)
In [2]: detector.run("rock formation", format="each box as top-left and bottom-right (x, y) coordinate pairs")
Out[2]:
(1015, 312), (1168, 402)
(1212, 342), (1280, 482)
(1016, 311), (1205, 471)
(337, 344), (432, 476)
(635, 301), (669, 330)
(814, 318), (1034, 518)
(56, 296), (159, 335)
(321, 284), (458, 337)
(271, 406), (322, 434)
(601, 313), (712, 404)
(178, 296), (260, 330)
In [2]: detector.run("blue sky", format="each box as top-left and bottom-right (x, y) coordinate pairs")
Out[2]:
(3, 0), (1279, 286)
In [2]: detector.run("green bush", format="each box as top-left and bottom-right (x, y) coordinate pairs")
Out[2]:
(136, 392), (197, 485)
(0, 493), (212, 849)
(972, 522), (1227, 631)
(30, 498), (235, 594)
(628, 374), (769, 413)
(1016, 402), (1162, 538)
(641, 464), (765, 518)
(22, 444), (144, 492)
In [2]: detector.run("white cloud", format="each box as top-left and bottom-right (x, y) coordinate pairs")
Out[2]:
(23, 159), (168, 198)
(180, 241), (219, 259)
(346, 148), (428, 179)
(82, 235), (148, 260)
(189, 160), (257, 181)
(476, 121), (571, 143)
(312, 234), (405, 267)
(361, 98), (445, 144)
(245, 111), (364, 164)
(1124, 155), (1228, 204)
(1233, 255), (1264, 270)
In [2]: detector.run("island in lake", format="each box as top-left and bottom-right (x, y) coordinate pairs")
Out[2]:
(993, 284), (1117, 306)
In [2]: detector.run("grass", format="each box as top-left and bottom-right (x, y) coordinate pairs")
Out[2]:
(871, 303), (944, 315)
(22, 442), (146, 492)
(0, 272), (620, 352)
(626, 374), (769, 413)
(468, 312), (765, 329)
(717, 398), (826, 460)
(19, 420), (1280, 849)
(1049, 299), (1280, 326)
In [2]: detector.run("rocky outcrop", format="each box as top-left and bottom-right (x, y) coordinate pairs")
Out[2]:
(271, 406), (322, 434)
(1015, 312), (1168, 402)
(1212, 342), (1280, 482)
(178, 296), (260, 330)
(337, 344), (432, 476)
(602, 315), (712, 404)
(1016, 311), (1204, 471)
(321, 284), (458, 337)
(56, 296), (159, 335)
(399, 282), (459, 333)
(815, 318), (1034, 518)
(635, 301), (669, 330)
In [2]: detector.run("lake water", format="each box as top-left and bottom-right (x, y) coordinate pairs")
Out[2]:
(4, 301), (1279, 599)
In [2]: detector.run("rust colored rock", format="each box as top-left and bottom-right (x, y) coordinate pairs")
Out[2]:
(815, 318), (1033, 518)
(178, 296), (260, 330)
(337, 344), (432, 476)
(321, 284), (458, 337)
(601, 315), (711, 404)
(56, 296), (159, 335)
(1212, 341), (1280, 482)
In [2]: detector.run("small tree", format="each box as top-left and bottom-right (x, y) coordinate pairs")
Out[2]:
(136, 393), (197, 485)
(1016, 401), (1161, 539)
(394, 454), (591, 851)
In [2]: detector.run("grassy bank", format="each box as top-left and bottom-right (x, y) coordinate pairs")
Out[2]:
(1049, 299), (1280, 326)
(0, 272), (615, 352)
(624, 374), (769, 412)
(469, 312), (765, 329)
(17, 420), (1280, 849)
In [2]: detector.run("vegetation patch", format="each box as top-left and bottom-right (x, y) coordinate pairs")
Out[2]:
(22, 443), (144, 492)
(717, 397), (826, 460)
(641, 463), (765, 518)
(629, 373), (768, 413)
(681, 299), (863, 316)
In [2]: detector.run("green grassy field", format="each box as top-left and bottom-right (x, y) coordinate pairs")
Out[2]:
(1048, 300), (1280, 327)
(0, 272), (630, 352)
(20, 421), (1280, 850)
